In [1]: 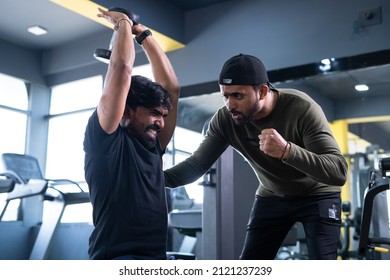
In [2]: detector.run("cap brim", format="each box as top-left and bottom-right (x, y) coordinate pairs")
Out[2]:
(268, 82), (277, 90)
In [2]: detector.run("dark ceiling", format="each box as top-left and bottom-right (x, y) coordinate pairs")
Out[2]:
(0, 0), (389, 152)
(0, 0), (236, 51)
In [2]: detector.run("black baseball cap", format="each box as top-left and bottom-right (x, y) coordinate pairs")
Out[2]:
(219, 53), (272, 87)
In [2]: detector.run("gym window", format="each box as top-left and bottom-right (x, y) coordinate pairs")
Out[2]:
(0, 73), (28, 221)
(46, 75), (102, 223)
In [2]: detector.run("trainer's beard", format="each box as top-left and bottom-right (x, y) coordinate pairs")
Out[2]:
(233, 118), (250, 126)
(232, 114), (250, 126)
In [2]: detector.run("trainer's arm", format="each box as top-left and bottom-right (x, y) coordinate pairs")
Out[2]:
(165, 126), (229, 188)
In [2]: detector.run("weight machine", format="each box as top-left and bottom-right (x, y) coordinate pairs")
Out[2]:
(357, 157), (390, 259)
(0, 153), (90, 259)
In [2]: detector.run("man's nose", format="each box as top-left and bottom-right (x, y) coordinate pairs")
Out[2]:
(155, 117), (164, 129)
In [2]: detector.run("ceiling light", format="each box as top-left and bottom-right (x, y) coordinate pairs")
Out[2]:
(27, 25), (48, 36)
(321, 58), (331, 65)
(355, 84), (369, 91)
(319, 58), (335, 72)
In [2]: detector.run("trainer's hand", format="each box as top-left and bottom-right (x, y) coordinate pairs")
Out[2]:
(258, 128), (290, 159)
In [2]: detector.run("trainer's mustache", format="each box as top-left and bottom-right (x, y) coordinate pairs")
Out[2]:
(230, 109), (242, 115)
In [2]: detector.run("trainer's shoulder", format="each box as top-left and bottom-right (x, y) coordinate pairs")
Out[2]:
(277, 88), (310, 98)
(276, 88), (318, 105)
(208, 106), (234, 129)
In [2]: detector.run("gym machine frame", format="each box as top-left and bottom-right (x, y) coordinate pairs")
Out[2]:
(358, 157), (390, 258)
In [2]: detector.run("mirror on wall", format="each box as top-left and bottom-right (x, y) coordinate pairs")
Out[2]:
(178, 50), (390, 157)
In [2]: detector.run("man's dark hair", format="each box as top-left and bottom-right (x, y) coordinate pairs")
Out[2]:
(126, 75), (173, 111)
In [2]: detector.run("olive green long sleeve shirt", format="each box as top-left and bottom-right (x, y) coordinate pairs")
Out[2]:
(164, 88), (348, 197)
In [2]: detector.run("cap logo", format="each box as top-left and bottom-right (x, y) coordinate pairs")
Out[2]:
(222, 78), (232, 84)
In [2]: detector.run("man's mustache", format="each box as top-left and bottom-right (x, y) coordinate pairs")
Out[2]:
(146, 124), (161, 133)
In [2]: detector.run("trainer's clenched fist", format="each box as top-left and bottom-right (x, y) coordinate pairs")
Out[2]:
(258, 128), (290, 160)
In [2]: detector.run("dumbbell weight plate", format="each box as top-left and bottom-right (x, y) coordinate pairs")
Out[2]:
(94, 48), (111, 64)
(108, 7), (140, 25)
(94, 7), (140, 63)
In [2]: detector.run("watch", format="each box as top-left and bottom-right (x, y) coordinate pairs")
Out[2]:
(135, 29), (152, 45)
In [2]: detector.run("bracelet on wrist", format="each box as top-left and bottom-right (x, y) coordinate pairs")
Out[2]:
(135, 29), (152, 45)
(115, 18), (132, 29)
(280, 141), (290, 161)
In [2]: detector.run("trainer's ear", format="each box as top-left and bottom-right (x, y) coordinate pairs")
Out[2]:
(259, 84), (269, 99)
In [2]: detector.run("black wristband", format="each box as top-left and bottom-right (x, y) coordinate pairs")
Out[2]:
(135, 29), (152, 45)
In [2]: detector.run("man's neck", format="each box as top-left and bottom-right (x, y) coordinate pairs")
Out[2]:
(254, 89), (278, 120)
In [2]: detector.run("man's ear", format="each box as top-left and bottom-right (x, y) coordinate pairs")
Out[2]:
(123, 105), (132, 118)
(121, 106), (136, 127)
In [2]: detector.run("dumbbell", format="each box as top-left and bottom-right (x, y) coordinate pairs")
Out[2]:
(94, 7), (140, 64)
